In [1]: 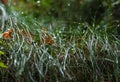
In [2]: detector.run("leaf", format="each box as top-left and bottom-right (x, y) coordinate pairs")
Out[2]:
(0, 51), (5, 56)
(0, 61), (7, 68)
(9, 28), (13, 33)
(2, 28), (13, 39)
(41, 28), (54, 45)
(21, 30), (34, 44)
(44, 35), (54, 45)
(2, 32), (11, 39)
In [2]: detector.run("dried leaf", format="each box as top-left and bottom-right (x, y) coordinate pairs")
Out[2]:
(2, 32), (11, 39)
(2, 28), (13, 39)
(41, 28), (54, 45)
(45, 35), (54, 44)
(21, 30), (34, 44)
(9, 28), (13, 33)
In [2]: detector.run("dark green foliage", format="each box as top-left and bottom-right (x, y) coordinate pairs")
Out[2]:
(80, 0), (105, 24)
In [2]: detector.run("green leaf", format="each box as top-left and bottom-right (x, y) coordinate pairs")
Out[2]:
(0, 51), (5, 56)
(0, 61), (7, 68)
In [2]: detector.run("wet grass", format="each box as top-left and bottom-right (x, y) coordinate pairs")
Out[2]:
(0, 11), (120, 82)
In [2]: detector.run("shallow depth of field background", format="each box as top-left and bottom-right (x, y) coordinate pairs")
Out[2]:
(0, 0), (120, 82)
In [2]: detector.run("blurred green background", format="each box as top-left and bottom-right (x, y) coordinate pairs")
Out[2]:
(11, 0), (120, 24)
(9, 0), (120, 36)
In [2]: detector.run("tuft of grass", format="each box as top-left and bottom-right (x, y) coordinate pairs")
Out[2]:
(0, 10), (120, 82)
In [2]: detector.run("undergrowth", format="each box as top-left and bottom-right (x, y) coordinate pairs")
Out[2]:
(0, 5), (120, 82)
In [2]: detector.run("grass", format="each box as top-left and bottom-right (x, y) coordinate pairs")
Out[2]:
(0, 9), (120, 82)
